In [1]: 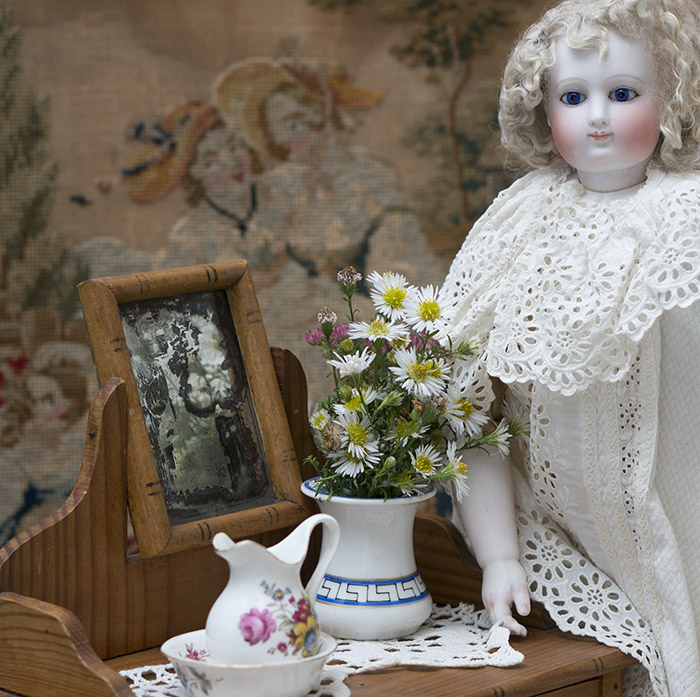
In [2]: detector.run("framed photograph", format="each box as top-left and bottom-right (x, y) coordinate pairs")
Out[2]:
(78, 261), (313, 557)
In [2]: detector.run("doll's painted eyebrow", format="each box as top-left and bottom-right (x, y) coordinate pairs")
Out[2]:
(605, 73), (647, 84)
(550, 79), (589, 95)
(553, 73), (646, 88)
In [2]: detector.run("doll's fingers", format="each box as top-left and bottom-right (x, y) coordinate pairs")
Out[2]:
(513, 586), (531, 617)
(488, 599), (516, 627)
(499, 614), (528, 637)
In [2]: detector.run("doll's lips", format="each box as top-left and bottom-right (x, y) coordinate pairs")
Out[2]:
(588, 132), (613, 140)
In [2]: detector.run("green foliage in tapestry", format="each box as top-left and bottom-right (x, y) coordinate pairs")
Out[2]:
(308, 0), (532, 230)
(0, 4), (86, 324)
(402, 80), (504, 235)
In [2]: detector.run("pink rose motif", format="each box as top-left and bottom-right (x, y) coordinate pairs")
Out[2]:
(238, 608), (277, 645)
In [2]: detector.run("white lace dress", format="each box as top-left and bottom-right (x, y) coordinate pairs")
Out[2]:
(439, 165), (700, 697)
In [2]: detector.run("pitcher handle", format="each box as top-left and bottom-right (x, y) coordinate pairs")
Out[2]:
(304, 514), (340, 602)
(267, 513), (340, 602)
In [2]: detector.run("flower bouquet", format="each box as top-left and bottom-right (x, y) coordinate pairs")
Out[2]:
(304, 267), (526, 501)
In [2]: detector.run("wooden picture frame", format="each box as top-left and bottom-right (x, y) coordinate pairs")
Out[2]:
(78, 261), (313, 558)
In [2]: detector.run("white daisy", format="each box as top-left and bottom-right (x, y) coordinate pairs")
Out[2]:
(329, 449), (380, 478)
(309, 408), (330, 431)
(348, 316), (409, 343)
(327, 346), (374, 378)
(443, 387), (490, 437)
(391, 416), (429, 447)
(403, 285), (445, 334)
(482, 419), (512, 457)
(395, 474), (417, 496)
(367, 271), (414, 321)
(445, 441), (469, 501)
(410, 443), (442, 478)
(334, 412), (380, 461)
(389, 347), (449, 399)
(333, 384), (382, 416)
(501, 399), (530, 440)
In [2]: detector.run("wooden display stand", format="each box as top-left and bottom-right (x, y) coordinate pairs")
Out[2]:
(0, 350), (635, 697)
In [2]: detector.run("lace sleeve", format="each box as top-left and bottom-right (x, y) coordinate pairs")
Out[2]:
(439, 168), (562, 411)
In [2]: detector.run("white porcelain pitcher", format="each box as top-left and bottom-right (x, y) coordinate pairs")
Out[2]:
(205, 513), (340, 665)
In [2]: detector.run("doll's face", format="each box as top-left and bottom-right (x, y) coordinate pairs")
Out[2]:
(545, 30), (660, 192)
(190, 126), (253, 194)
(264, 88), (324, 162)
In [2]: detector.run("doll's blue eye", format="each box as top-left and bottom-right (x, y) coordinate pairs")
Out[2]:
(611, 87), (638, 102)
(561, 91), (585, 105)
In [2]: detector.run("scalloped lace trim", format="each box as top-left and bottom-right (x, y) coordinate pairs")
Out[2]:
(515, 475), (666, 697)
(439, 167), (700, 396)
(513, 337), (669, 697)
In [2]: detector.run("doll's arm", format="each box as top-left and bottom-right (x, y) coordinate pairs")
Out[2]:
(454, 448), (531, 635)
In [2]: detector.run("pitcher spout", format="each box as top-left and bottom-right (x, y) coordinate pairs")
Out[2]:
(212, 531), (235, 553)
(212, 532), (260, 567)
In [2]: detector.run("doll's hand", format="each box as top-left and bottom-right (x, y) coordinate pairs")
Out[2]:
(481, 559), (531, 637)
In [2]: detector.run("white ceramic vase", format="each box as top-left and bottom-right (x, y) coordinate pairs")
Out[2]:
(301, 478), (435, 640)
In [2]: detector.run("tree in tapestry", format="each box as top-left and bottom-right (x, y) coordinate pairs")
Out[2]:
(308, 0), (534, 254)
(0, 3), (93, 547)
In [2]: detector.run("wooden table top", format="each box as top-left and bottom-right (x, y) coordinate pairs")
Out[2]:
(106, 625), (636, 697)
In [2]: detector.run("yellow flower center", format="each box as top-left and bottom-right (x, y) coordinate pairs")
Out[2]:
(418, 299), (441, 321)
(456, 461), (468, 476)
(425, 359), (443, 377)
(368, 318), (389, 336)
(347, 422), (369, 445)
(395, 418), (417, 439)
(414, 455), (433, 473)
(407, 362), (429, 383)
(345, 394), (363, 411)
(458, 399), (474, 417)
(311, 413), (326, 429)
(390, 337), (406, 351)
(395, 474), (414, 489)
(383, 287), (407, 309)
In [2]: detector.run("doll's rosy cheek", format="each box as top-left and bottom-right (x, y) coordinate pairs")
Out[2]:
(621, 104), (660, 156)
(548, 111), (580, 164)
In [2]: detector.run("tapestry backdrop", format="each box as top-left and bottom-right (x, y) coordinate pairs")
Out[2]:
(0, 0), (547, 546)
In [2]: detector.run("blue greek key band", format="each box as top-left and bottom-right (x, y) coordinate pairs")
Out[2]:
(316, 572), (429, 606)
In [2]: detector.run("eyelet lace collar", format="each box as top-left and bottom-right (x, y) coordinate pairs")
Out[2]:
(440, 165), (700, 395)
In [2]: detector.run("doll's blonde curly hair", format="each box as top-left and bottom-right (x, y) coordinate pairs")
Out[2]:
(499, 0), (700, 171)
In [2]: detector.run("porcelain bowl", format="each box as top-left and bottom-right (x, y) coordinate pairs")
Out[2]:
(161, 629), (336, 697)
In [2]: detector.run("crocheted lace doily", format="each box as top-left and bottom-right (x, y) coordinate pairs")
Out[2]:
(120, 604), (522, 697)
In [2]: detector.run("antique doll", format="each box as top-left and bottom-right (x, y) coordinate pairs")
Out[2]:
(438, 1), (700, 696)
